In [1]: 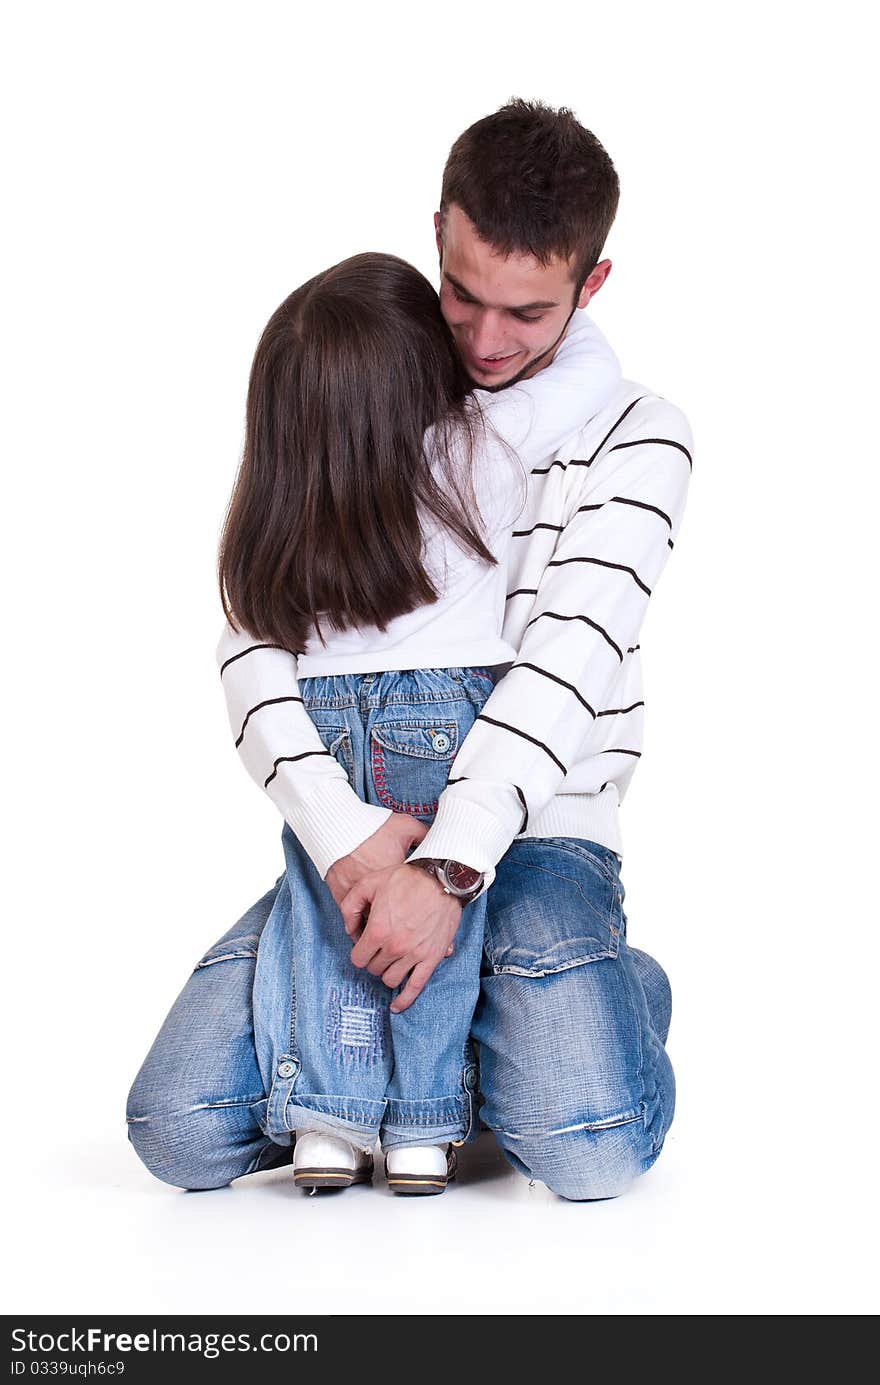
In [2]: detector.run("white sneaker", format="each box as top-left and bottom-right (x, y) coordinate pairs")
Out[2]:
(293, 1132), (373, 1191)
(384, 1143), (457, 1196)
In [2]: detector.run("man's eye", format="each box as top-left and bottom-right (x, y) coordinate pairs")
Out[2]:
(452, 286), (475, 304)
(514, 312), (543, 324)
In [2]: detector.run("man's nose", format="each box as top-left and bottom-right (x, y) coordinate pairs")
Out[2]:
(469, 311), (505, 359)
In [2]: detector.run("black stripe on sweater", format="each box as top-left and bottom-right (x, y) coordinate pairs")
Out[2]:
(512, 521), (565, 538)
(609, 437), (692, 470)
(235, 696), (304, 748)
(520, 496), (672, 540)
(220, 643), (295, 676)
(448, 776), (530, 834)
(514, 662), (596, 718)
(609, 496), (673, 528)
(596, 701), (644, 718)
(475, 714), (567, 774)
(547, 555), (652, 597)
(584, 398), (648, 466)
(530, 405), (691, 489)
(530, 398), (648, 476)
(599, 747), (642, 758)
(505, 587), (539, 602)
(264, 749), (332, 787)
(530, 458), (568, 476)
(524, 610), (623, 663)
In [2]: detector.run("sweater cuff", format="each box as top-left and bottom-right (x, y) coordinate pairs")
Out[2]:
(408, 794), (521, 891)
(281, 782), (393, 879)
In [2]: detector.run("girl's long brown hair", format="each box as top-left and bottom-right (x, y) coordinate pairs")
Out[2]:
(218, 253), (495, 652)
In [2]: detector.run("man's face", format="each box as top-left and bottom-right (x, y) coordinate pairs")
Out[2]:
(436, 203), (610, 390)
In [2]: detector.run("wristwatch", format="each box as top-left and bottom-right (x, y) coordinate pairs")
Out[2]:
(412, 858), (485, 902)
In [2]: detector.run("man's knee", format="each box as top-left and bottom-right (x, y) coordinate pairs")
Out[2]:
(496, 1114), (661, 1201)
(126, 1059), (282, 1191)
(126, 1105), (223, 1190)
(125, 1095), (288, 1190)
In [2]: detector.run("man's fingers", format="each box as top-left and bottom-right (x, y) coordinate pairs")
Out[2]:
(349, 914), (395, 969)
(350, 932), (381, 969)
(366, 947), (399, 978)
(381, 958), (412, 990)
(383, 945), (452, 989)
(390, 960), (435, 1014)
(341, 881), (372, 940)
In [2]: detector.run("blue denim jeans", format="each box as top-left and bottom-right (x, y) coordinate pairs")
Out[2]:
(128, 680), (675, 1199)
(261, 669), (490, 1150)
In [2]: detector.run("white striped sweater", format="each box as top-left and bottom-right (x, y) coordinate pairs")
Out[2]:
(218, 380), (692, 885)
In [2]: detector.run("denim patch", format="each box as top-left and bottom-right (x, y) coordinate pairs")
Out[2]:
(325, 981), (386, 1064)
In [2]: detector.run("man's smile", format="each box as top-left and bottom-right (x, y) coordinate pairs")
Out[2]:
(465, 348), (522, 378)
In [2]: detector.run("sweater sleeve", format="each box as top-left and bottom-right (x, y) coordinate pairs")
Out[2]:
(475, 311), (620, 468)
(409, 400), (693, 884)
(217, 622), (391, 877)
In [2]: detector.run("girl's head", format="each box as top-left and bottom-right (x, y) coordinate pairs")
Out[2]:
(219, 252), (495, 651)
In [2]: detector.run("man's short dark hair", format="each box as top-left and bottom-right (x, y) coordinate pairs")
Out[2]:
(440, 98), (620, 288)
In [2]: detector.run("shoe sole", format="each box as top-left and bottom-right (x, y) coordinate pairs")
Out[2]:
(294, 1163), (373, 1190)
(385, 1173), (450, 1196)
(385, 1149), (457, 1196)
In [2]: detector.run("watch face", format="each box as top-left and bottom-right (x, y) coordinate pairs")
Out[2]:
(444, 861), (482, 893)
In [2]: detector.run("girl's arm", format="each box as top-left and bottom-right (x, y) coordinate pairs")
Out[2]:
(217, 622), (392, 878)
(476, 311), (621, 468)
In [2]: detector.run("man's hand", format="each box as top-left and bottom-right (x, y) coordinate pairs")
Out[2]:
(341, 863), (462, 1014)
(324, 813), (428, 908)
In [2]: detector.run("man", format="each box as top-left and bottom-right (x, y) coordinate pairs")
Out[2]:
(128, 100), (691, 1201)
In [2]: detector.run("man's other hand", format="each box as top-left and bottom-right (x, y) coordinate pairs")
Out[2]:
(324, 813), (427, 907)
(341, 863), (462, 1013)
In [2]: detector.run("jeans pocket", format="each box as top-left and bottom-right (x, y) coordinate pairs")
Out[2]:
(484, 840), (623, 977)
(369, 719), (460, 820)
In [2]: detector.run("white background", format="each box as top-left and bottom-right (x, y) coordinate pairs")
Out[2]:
(3, 0), (877, 1316)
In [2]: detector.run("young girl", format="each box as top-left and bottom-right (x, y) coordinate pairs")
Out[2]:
(217, 252), (619, 1193)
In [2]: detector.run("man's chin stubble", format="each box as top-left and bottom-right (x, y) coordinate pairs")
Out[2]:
(468, 310), (577, 393)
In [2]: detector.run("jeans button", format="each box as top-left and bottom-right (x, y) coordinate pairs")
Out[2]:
(432, 731), (450, 752)
(277, 1060), (296, 1079)
(464, 1069), (477, 1090)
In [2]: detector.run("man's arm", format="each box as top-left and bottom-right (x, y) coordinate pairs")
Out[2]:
(411, 397), (693, 870)
(346, 396), (692, 1008)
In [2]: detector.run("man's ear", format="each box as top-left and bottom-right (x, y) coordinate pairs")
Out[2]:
(434, 210), (443, 265)
(576, 258), (612, 309)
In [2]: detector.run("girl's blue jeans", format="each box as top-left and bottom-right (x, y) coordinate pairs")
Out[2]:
(267, 667), (492, 1150)
(128, 668), (675, 1199)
